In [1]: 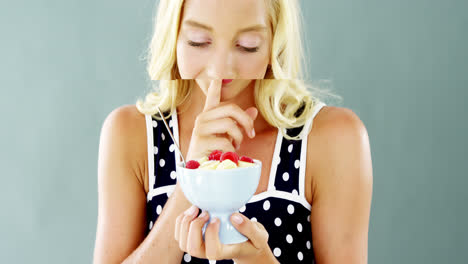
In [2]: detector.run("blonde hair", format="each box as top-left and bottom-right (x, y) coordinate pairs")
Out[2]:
(136, 0), (340, 140)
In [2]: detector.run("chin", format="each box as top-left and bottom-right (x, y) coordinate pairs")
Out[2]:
(220, 85), (245, 102)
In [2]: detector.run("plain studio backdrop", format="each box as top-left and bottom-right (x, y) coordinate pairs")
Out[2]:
(1, 0), (467, 263)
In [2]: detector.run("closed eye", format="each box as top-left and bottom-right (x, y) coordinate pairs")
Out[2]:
(187, 41), (259, 53)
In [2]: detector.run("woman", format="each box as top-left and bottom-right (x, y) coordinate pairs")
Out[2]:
(94, 0), (373, 263)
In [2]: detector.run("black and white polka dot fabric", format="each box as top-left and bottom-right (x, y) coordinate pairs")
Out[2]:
(145, 102), (326, 263)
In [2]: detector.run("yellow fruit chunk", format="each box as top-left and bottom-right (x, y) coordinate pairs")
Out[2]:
(238, 161), (255, 168)
(199, 160), (220, 170)
(216, 159), (238, 170)
(198, 156), (209, 164)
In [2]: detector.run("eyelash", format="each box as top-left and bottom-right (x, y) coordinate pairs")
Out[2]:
(187, 41), (259, 53)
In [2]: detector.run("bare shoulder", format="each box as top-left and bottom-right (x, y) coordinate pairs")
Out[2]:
(95, 105), (150, 262)
(307, 105), (372, 200)
(100, 104), (148, 193)
(309, 105), (368, 141)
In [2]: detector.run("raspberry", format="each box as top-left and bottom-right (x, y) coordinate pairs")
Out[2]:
(208, 149), (223, 161)
(186, 160), (200, 169)
(239, 156), (254, 163)
(220, 151), (239, 165)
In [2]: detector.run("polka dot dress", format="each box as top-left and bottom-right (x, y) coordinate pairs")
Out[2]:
(145, 102), (326, 263)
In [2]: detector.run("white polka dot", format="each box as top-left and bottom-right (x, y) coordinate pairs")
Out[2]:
(263, 200), (270, 211)
(274, 217), (282, 226)
(307, 215), (310, 222)
(287, 204), (295, 214)
(282, 172), (289, 181)
(298, 251), (303, 261)
(273, 247), (281, 257)
(297, 223), (303, 232)
(251, 217), (257, 222)
(294, 159), (300, 169)
(161, 132), (166, 141)
(170, 171), (177, 180)
(277, 156), (281, 165)
(153, 146), (158, 155)
(239, 205), (246, 213)
(288, 144), (293, 153)
(159, 158), (165, 167)
(183, 253), (191, 262)
(155, 205), (162, 215)
(292, 189), (298, 196)
(208, 260), (216, 264)
(169, 144), (175, 152)
(306, 241), (311, 249)
(149, 221), (153, 230)
(286, 234), (293, 243)
(152, 120), (157, 127)
(169, 119), (173, 127)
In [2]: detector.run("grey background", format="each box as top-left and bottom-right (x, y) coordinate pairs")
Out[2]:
(1, 0), (467, 263)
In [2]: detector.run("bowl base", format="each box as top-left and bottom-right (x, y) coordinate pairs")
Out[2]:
(202, 212), (248, 245)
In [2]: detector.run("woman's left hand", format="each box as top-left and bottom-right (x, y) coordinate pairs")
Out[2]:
(174, 205), (278, 263)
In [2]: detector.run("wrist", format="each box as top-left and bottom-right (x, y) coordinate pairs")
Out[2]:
(233, 247), (279, 264)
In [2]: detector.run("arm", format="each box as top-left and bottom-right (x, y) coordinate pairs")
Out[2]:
(93, 105), (192, 264)
(309, 107), (373, 264)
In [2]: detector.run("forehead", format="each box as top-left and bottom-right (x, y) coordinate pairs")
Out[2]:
(181, 0), (269, 31)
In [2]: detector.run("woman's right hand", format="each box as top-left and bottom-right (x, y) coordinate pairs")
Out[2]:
(185, 80), (258, 161)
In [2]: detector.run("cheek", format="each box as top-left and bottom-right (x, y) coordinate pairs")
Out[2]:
(176, 42), (204, 78)
(236, 54), (269, 79)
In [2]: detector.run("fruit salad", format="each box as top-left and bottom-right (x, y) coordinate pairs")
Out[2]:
(185, 150), (255, 170)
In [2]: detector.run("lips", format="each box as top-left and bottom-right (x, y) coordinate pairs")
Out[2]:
(222, 79), (233, 84)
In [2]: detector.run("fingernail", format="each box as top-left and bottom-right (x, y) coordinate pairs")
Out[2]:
(251, 128), (255, 138)
(185, 205), (196, 216)
(211, 217), (219, 224)
(232, 214), (243, 224)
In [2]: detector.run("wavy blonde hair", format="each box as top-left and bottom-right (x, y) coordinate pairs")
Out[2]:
(136, 0), (340, 140)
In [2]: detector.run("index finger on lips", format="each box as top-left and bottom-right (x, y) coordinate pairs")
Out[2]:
(203, 79), (222, 112)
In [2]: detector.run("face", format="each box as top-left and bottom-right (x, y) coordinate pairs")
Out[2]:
(176, 0), (272, 100)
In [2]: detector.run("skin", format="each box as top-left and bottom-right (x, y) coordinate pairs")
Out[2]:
(176, 0), (272, 100)
(93, 0), (373, 263)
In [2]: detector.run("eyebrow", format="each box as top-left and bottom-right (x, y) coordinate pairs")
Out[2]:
(183, 19), (268, 34)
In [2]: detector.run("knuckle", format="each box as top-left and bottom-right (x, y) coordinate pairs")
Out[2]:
(228, 119), (237, 130)
(222, 138), (233, 149)
(182, 214), (192, 225)
(227, 103), (237, 112)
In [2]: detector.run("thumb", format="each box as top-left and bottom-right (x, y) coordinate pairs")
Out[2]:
(230, 213), (268, 249)
(244, 107), (258, 120)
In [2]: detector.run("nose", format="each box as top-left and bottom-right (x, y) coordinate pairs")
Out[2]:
(206, 45), (235, 79)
